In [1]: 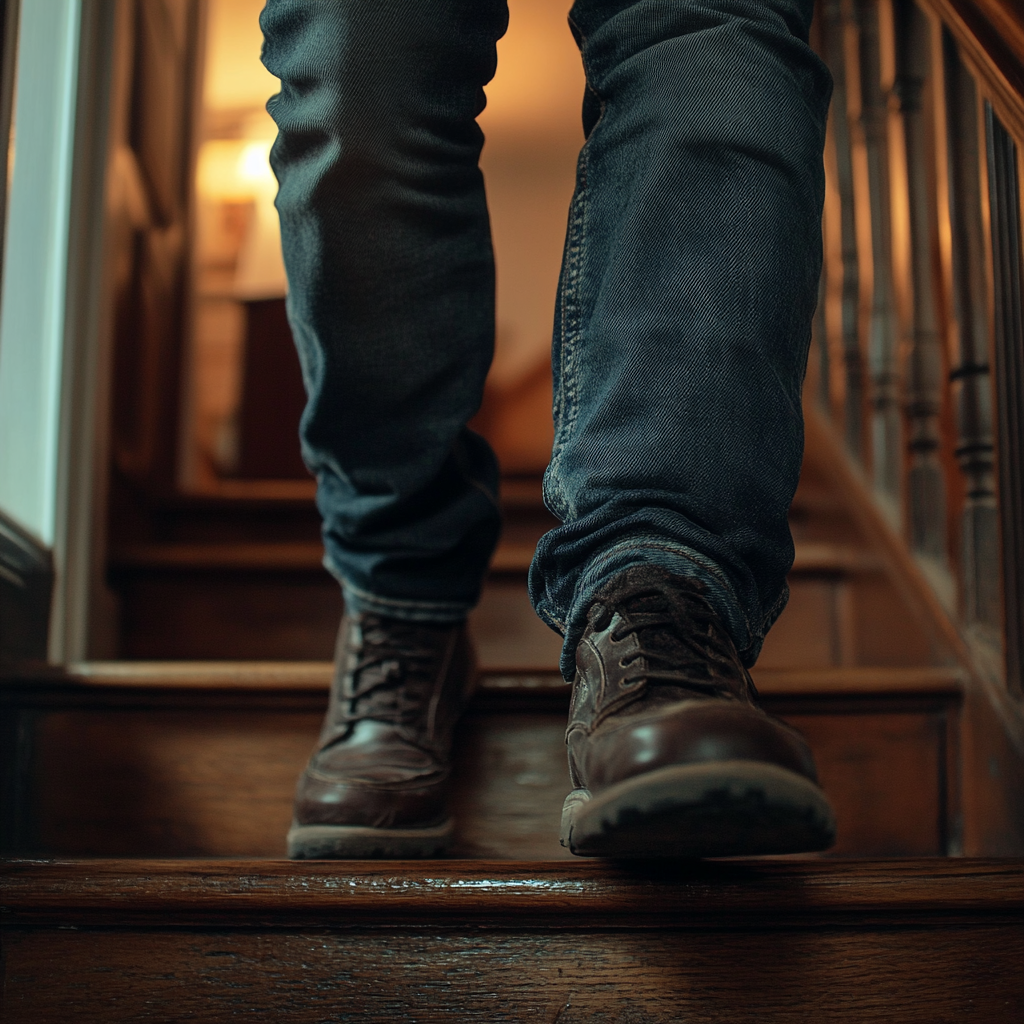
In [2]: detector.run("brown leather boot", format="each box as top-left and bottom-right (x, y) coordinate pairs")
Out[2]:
(288, 612), (475, 858)
(560, 566), (836, 858)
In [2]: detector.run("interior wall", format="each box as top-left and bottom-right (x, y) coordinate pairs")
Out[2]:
(0, 0), (83, 545)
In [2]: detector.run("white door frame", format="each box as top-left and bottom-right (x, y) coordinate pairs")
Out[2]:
(0, 0), (121, 662)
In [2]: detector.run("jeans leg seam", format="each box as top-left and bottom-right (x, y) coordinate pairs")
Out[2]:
(550, 161), (586, 493)
(543, 167), (586, 615)
(548, 17), (604, 524)
(545, 21), (607, 629)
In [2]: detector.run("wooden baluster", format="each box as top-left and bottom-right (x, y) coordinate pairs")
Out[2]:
(856, 0), (902, 507)
(942, 34), (999, 634)
(813, 256), (830, 411)
(893, 0), (946, 562)
(983, 102), (1024, 696)
(822, 0), (867, 461)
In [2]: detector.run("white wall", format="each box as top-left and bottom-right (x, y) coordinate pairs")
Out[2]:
(0, 0), (82, 546)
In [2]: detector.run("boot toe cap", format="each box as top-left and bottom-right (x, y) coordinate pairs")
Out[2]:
(579, 700), (820, 794)
(293, 760), (449, 829)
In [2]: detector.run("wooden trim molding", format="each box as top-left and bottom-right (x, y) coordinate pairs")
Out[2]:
(0, 511), (52, 665)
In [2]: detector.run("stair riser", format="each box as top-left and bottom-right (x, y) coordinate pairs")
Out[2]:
(4, 699), (958, 858)
(111, 570), (941, 670)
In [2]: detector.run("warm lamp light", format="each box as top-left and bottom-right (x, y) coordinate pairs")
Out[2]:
(196, 137), (275, 202)
(238, 140), (275, 188)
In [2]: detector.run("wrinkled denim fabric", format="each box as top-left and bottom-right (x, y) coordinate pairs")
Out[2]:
(260, 0), (832, 678)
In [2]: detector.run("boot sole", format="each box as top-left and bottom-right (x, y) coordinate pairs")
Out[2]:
(560, 760), (837, 858)
(287, 820), (454, 859)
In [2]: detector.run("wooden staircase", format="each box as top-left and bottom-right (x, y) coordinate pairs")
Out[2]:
(0, 663), (965, 860)
(4, 0), (1024, 1016)
(4, 418), (1022, 1017)
(1, 427), (969, 858)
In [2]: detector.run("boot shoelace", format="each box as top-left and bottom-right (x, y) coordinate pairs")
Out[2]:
(336, 619), (440, 727)
(592, 583), (745, 698)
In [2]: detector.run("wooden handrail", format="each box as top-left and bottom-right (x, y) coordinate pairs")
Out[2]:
(947, 0), (1024, 67)
(920, 0), (1024, 139)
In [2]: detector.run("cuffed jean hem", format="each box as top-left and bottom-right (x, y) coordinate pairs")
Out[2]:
(535, 536), (784, 681)
(327, 560), (473, 624)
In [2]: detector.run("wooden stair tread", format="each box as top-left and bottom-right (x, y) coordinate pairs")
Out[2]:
(4, 859), (1020, 1021)
(2, 858), (1020, 926)
(17, 662), (961, 696)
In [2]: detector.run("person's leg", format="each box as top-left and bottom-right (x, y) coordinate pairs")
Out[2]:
(261, 0), (507, 622)
(260, 0), (509, 858)
(530, 0), (832, 677)
(533, 0), (837, 856)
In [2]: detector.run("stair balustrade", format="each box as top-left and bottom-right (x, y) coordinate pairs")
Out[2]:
(812, 0), (1024, 697)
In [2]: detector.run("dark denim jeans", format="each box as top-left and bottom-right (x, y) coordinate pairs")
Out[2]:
(260, 0), (832, 678)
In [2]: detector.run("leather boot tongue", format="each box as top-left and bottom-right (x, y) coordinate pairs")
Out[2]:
(619, 591), (691, 669)
(347, 620), (433, 721)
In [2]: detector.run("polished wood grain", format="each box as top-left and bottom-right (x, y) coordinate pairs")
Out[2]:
(2, 923), (1020, 1024)
(807, 358), (1024, 858)
(2, 858), (1020, 921)
(3, 860), (1021, 1021)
